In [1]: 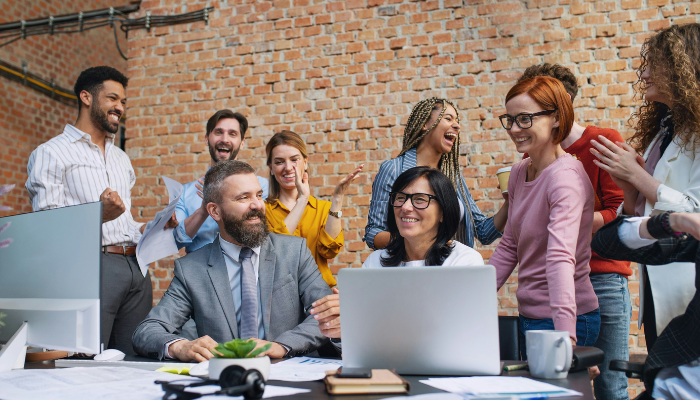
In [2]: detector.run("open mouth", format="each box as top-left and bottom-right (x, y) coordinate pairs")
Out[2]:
(513, 136), (530, 145)
(444, 132), (457, 146)
(401, 217), (419, 223)
(108, 111), (121, 124)
(281, 173), (295, 182)
(215, 146), (232, 158)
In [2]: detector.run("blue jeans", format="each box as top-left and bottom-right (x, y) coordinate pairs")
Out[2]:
(518, 308), (601, 361)
(591, 273), (632, 400)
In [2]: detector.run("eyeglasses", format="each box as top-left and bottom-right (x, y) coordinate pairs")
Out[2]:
(391, 192), (438, 209)
(498, 109), (557, 130)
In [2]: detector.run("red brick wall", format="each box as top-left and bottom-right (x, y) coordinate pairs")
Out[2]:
(0, 0), (131, 216)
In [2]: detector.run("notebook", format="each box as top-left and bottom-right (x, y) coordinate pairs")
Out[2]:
(324, 369), (410, 395)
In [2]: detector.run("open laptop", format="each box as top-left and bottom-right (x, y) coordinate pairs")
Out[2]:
(338, 265), (501, 375)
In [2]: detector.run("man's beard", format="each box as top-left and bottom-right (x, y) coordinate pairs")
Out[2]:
(222, 208), (269, 248)
(90, 100), (120, 134)
(208, 141), (242, 163)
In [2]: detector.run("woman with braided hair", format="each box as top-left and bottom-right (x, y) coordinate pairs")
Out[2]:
(364, 97), (508, 250)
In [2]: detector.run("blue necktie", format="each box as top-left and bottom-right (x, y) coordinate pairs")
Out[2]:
(239, 247), (258, 339)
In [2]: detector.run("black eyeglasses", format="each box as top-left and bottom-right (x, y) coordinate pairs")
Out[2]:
(391, 192), (438, 209)
(498, 109), (557, 130)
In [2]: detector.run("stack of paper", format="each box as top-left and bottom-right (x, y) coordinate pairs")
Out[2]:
(421, 376), (583, 399)
(269, 356), (342, 381)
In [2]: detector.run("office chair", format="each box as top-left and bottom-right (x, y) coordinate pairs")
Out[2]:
(498, 315), (520, 361)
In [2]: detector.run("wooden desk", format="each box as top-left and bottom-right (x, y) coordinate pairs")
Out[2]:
(26, 358), (593, 399)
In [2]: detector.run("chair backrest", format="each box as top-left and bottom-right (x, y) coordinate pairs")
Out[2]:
(498, 315), (520, 361)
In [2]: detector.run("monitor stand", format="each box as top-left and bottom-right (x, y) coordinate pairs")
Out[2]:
(0, 322), (28, 372)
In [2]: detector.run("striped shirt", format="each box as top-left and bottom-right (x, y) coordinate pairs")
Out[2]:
(26, 124), (144, 246)
(363, 147), (502, 249)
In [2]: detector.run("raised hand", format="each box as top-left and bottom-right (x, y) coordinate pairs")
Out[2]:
(100, 188), (126, 222)
(294, 162), (311, 200)
(333, 164), (364, 197)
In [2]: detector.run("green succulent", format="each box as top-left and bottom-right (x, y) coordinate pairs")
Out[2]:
(213, 339), (271, 359)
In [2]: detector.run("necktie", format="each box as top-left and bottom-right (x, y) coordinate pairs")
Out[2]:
(239, 247), (258, 339)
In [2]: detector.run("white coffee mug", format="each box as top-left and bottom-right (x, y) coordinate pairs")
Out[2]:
(526, 330), (572, 379)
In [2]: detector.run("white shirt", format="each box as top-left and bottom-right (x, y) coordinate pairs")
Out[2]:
(361, 241), (485, 268)
(26, 124), (144, 246)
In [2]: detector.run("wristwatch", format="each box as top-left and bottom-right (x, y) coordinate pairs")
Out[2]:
(328, 210), (342, 218)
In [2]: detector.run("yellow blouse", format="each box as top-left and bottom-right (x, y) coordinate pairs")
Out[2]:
(265, 196), (344, 286)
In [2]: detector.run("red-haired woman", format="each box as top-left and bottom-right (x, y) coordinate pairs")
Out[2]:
(489, 76), (600, 359)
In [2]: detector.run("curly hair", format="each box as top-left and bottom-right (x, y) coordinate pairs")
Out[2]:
(629, 23), (700, 153)
(519, 63), (579, 102)
(399, 97), (474, 242)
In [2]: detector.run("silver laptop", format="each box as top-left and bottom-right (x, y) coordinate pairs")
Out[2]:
(338, 265), (501, 375)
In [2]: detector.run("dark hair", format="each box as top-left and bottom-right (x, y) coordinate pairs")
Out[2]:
(203, 160), (256, 205)
(519, 63), (579, 102)
(73, 66), (128, 111)
(206, 110), (249, 140)
(381, 167), (461, 267)
(265, 130), (308, 201)
(505, 76), (574, 145)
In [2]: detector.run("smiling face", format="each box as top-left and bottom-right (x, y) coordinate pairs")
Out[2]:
(269, 144), (307, 191)
(504, 93), (560, 156)
(393, 177), (442, 246)
(210, 173), (268, 247)
(641, 65), (672, 107)
(206, 118), (245, 163)
(420, 104), (461, 154)
(89, 80), (125, 134)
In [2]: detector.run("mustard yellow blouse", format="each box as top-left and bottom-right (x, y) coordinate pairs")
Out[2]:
(265, 196), (344, 286)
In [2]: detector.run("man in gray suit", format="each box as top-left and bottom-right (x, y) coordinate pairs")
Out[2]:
(133, 160), (332, 361)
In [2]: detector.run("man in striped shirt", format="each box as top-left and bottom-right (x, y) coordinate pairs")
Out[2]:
(26, 66), (175, 356)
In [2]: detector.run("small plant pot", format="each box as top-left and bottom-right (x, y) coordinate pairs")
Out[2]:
(208, 356), (271, 381)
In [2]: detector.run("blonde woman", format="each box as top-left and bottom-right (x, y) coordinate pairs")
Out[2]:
(364, 98), (508, 250)
(265, 130), (362, 287)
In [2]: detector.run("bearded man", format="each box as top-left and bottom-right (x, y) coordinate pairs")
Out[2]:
(174, 110), (269, 253)
(133, 161), (332, 361)
(26, 66), (176, 355)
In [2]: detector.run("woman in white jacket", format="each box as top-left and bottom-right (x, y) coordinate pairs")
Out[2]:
(590, 23), (700, 349)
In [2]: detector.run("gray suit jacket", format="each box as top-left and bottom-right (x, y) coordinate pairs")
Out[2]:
(132, 234), (333, 360)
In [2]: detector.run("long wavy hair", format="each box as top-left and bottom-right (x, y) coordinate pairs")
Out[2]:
(265, 130), (308, 201)
(381, 167), (461, 267)
(400, 98), (472, 243)
(628, 23), (700, 153)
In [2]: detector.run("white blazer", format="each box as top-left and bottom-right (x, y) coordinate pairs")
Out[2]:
(630, 133), (699, 333)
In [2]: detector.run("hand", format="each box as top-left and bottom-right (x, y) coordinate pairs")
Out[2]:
(169, 335), (219, 362)
(164, 212), (178, 230)
(590, 136), (647, 183)
(310, 288), (341, 339)
(670, 213), (700, 239)
(196, 177), (206, 211)
(588, 366), (600, 380)
(249, 339), (288, 359)
(497, 183), (508, 203)
(333, 164), (364, 197)
(294, 163), (311, 199)
(100, 188), (126, 222)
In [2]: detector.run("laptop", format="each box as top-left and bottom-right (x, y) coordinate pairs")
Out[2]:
(338, 265), (501, 375)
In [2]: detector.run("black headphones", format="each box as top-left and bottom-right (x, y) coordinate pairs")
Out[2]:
(156, 365), (266, 400)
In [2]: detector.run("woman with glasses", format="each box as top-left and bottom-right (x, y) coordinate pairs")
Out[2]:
(311, 167), (484, 339)
(489, 76), (600, 360)
(364, 97), (508, 252)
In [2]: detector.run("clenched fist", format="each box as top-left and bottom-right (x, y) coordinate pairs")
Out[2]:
(100, 188), (126, 223)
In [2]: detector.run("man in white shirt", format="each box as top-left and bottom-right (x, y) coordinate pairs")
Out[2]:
(26, 66), (175, 355)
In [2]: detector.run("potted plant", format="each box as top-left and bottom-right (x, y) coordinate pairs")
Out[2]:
(208, 339), (271, 381)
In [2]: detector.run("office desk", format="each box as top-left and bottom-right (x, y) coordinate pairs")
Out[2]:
(26, 358), (593, 399)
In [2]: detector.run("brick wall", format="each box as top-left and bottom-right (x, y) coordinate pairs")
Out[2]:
(0, 0), (131, 216)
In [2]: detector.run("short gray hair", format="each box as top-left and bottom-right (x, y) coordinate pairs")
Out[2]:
(203, 160), (256, 205)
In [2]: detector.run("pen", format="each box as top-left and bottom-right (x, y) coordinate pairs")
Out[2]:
(502, 363), (528, 371)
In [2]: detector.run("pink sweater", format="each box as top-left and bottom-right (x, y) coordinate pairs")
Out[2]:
(489, 154), (599, 341)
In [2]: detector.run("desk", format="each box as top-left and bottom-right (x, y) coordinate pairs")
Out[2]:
(26, 358), (593, 399)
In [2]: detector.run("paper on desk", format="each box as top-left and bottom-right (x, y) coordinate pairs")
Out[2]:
(185, 384), (311, 398)
(0, 366), (182, 400)
(269, 356), (342, 381)
(421, 377), (582, 398)
(136, 176), (183, 276)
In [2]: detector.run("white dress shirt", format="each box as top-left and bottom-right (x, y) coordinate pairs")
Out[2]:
(361, 240), (485, 268)
(26, 124), (144, 246)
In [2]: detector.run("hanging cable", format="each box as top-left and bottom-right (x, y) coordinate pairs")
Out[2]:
(0, 59), (77, 106)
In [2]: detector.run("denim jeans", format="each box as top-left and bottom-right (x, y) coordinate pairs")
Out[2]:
(518, 308), (601, 361)
(591, 273), (632, 400)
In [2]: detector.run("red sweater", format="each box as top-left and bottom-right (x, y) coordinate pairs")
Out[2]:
(526, 126), (632, 276)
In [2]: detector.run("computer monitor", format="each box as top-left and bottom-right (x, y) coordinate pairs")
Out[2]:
(0, 202), (102, 372)
(339, 265), (501, 375)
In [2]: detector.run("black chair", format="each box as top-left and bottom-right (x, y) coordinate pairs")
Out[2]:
(498, 315), (520, 361)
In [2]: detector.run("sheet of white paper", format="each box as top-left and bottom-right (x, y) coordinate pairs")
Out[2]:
(0, 366), (183, 400)
(269, 356), (342, 381)
(135, 176), (183, 276)
(420, 377), (582, 398)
